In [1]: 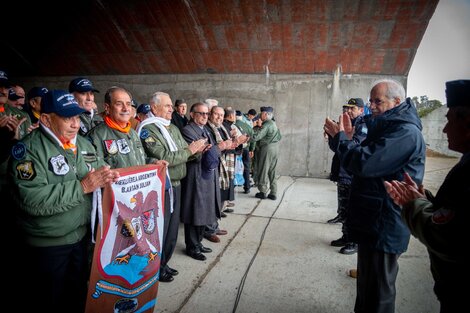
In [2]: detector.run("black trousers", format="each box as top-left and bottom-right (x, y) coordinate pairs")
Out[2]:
(26, 238), (89, 313)
(161, 185), (181, 272)
(184, 223), (205, 252)
(355, 244), (400, 313)
(242, 148), (251, 191)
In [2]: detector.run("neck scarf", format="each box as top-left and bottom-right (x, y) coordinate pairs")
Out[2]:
(104, 115), (131, 133)
(40, 123), (77, 154)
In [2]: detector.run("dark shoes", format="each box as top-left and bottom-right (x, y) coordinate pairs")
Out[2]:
(255, 192), (267, 199)
(199, 245), (212, 253)
(159, 270), (174, 282)
(331, 236), (348, 247)
(221, 212), (227, 218)
(186, 250), (207, 261)
(267, 194), (277, 200)
(204, 234), (220, 243)
(223, 208), (234, 213)
(340, 243), (358, 255)
(167, 266), (178, 276)
(243, 188), (250, 194)
(327, 215), (344, 224)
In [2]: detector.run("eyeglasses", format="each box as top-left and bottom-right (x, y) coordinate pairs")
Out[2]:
(193, 111), (209, 116)
(369, 99), (384, 105)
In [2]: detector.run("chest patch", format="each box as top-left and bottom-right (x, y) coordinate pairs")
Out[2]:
(49, 154), (70, 176)
(80, 121), (88, 134)
(140, 128), (149, 140)
(104, 139), (118, 155)
(117, 138), (130, 154)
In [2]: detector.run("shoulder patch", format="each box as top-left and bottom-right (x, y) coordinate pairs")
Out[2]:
(11, 142), (27, 160)
(16, 161), (36, 180)
(140, 128), (149, 140)
(431, 208), (455, 225)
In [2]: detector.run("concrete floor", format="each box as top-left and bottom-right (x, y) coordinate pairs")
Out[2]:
(153, 156), (458, 313)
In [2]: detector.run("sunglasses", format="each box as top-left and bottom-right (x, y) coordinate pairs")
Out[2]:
(193, 112), (209, 116)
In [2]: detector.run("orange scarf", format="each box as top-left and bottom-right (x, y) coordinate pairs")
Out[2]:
(63, 142), (77, 154)
(33, 110), (40, 119)
(0, 105), (4, 113)
(104, 115), (131, 133)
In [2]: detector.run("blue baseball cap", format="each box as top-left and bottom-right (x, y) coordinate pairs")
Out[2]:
(8, 88), (24, 101)
(41, 90), (86, 117)
(27, 87), (49, 100)
(0, 70), (11, 88)
(201, 145), (219, 179)
(68, 77), (100, 93)
(137, 103), (151, 114)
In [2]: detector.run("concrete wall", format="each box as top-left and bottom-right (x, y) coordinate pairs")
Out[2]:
(420, 105), (459, 157)
(21, 73), (406, 177)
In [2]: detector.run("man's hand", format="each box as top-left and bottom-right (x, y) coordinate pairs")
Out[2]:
(188, 138), (207, 154)
(323, 117), (340, 138)
(153, 159), (169, 167)
(80, 166), (120, 194)
(384, 172), (425, 206)
(340, 113), (354, 139)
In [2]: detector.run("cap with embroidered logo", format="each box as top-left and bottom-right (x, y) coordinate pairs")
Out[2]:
(8, 88), (24, 101)
(343, 98), (364, 108)
(260, 106), (273, 113)
(41, 90), (86, 117)
(68, 77), (100, 93)
(27, 87), (49, 100)
(0, 70), (11, 88)
(137, 103), (151, 114)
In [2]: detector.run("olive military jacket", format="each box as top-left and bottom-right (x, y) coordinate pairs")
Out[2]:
(87, 123), (149, 169)
(9, 126), (105, 247)
(140, 123), (192, 187)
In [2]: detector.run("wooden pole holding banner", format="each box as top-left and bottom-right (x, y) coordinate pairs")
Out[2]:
(85, 164), (166, 313)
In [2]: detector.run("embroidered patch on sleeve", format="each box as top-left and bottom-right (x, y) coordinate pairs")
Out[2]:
(16, 161), (36, 180)
(140, 128), (149, 140)
(11, 142), (27, 160)
(431, 208), (455, 224)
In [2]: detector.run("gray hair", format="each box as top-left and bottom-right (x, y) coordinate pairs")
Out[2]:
(372, 79), (406, 102)
(150, 92), (170, 106)
(265, 112), (274, 120)
(204, 98), (218, 109)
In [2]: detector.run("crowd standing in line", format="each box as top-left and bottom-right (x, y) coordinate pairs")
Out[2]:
(4, 68), (462, 313)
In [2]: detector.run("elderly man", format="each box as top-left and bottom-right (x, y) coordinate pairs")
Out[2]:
(180, 102), (229, 261)
(138, 92), (206, 281)
(69, 77), (102, 135)
(251, 106), (281, 200)
(171, 99), (189, 131)
(24, 86), (48, 125)
(324, 79), (426, 313)
(10, 89), (119, 313)
(385, 79), (469, 313)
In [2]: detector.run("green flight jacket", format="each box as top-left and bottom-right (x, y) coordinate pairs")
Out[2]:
(251, 119), (281, 147)
(87, 123), (148, 169)
(9, 127), (105, 247)
(140, 123), (192, 187)
(235, 119), (256, 151)
(79, 111), (103, 136)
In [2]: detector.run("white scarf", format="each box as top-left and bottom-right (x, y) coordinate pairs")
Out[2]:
(137, 114), (178, 152)
(136, 112), (175, 213)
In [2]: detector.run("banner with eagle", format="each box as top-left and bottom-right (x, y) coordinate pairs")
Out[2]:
(85, 164), (166, 313)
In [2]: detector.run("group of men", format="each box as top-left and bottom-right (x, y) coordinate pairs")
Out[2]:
(1, 70), (282, 312)
(324, 78), (468, 313)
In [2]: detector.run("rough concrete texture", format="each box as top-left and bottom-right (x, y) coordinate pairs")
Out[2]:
(151, 156), (457, 313)
(21, 73), (409, 177)
(420, 106), (459, 157)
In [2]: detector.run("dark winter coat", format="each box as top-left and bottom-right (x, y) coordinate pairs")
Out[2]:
(333, 99), (426, 254)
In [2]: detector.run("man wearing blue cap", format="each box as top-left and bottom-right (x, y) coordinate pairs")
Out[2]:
(385, 79), (469, 313)
(24, 86), (49, 124)
(251, 106), (281, 200)
(69, 77), (102, 135)
(9, 89), (120, 313)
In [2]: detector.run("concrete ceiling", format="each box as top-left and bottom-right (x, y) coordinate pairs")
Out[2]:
(2, 0), (438, 77)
